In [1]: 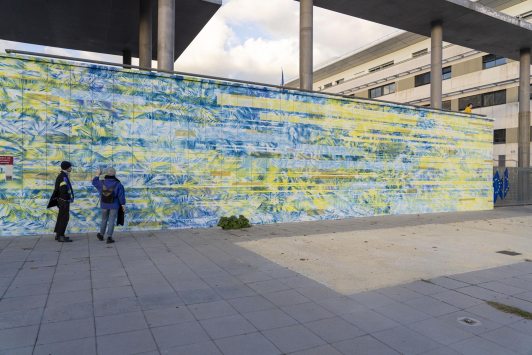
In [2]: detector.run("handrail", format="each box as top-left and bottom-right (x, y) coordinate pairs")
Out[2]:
(3, 49), (485, 117)
(493, 159), (518, 167)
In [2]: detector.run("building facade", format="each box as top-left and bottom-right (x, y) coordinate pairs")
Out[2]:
(287, 0), (532, 168)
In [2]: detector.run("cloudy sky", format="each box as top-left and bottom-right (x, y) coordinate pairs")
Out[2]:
(0, 0), (396, 85)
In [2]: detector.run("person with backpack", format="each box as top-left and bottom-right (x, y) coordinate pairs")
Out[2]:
(47, 161), (75, 242)
(92, 167), (126, 244)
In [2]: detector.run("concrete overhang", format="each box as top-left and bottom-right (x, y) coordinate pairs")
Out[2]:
(0, 0), (221, 61)
(288, 0), (532, 87)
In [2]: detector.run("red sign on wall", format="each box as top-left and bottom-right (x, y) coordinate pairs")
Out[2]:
(0, 156), (14, 165)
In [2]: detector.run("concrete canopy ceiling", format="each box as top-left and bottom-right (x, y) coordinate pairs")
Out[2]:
(288, 0), (531, 86)
(306, 0), (532, 61)
(0, 0), (221, 61)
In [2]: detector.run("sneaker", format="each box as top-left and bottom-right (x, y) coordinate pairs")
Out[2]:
(97, 233), (104, 241)
(107, 237), (115, 244)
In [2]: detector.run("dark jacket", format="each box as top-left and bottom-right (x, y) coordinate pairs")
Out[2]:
(92, 176), (126, 210)
(47, 171), (75, 208)
(117, 206), (124, 226)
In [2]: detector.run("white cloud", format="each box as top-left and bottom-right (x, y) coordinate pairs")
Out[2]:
(175, 0), (397, 84)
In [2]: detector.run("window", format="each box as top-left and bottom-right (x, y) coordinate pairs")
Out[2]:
(415, 72), (431, 87)
(415, 66), (451, 87)
(442, 100), (452, 110)
(498, 155), (506, 167)
(442, 66), (452, 80)
(412, 49), (428, 58)
(335, 78), (344, 85)
(458, 90), (506, 110)
(369, 83), (395, 98)
(368, 61), (394, 73)
(494, 129), (506, 144)
(483, 54), (506, 69)
(459, 94), (482, 110)
(324, 83), (332, 89)
(483, 90), (506, 107)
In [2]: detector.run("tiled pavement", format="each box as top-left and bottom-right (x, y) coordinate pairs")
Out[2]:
(1, 221), (532, 354)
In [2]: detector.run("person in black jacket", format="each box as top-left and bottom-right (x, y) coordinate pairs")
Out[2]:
(47, 161), (75, 242)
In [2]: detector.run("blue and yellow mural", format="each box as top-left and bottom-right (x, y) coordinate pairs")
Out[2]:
(0, 54), (493, 237)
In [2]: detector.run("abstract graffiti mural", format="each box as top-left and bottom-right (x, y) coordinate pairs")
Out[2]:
(0, 54), (494, 237)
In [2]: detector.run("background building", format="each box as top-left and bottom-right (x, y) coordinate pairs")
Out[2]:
(287, 0), (532, 168)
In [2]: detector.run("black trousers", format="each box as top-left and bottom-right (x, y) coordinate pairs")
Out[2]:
(54, 200), (70, 236)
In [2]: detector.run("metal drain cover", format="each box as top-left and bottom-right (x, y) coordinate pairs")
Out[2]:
(496, 250), (522, 256)
(458, 317), (481, 326)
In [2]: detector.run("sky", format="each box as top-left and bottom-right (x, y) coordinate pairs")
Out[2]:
(0, 0), (397, 85)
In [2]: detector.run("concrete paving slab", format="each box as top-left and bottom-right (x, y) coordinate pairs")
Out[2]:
(404, 296), (460, 317)
(151, 321), (210, 350)
(37, 317), (95, 345)
(476, 281), (527, 295)
(332, 335), (400, 355)
(199, 314), (256, 339)
(465, 303), (523, 325)
(0, 325), (39, 351)
(449, 336), (521, 355)
(303, 317), (366, 343)
(160, 340), (222, 355)
(187, 300), (238, 320)
(95, 311), (148, 336)
(143, 306), (195, 328)
(281, 302), (335, 323)
(480, 326), (532, 354)
(214, 333), (281, 355)
(262, 324), (326, 354)
(33, 337), (96, 355)
(372, 326), (442, 355)
(407, 318), (474, 345)
(431, 291), (485, 309)
(373, 302), (432, 325)
(242, 308), (298, 331)
(227, 295), (276, 314)
(341, 309), (402, 334)
(96, 329), (157, 355)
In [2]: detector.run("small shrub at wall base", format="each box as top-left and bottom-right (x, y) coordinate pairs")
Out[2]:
(217, 215), (252, 230)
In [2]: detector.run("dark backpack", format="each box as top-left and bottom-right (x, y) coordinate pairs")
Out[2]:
(101, 181), (119, 204)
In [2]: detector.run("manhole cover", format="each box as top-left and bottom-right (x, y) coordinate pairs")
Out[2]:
(458, 317), (481, 326)
(496, 250), (522, 256)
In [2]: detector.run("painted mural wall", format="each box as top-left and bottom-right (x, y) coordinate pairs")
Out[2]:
(0, 54), (494, 237)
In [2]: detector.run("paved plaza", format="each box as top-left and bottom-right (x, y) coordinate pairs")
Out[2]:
(1, 207), (532, 355)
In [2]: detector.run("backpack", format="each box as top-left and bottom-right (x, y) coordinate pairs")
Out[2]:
(101, 181), (119, 204)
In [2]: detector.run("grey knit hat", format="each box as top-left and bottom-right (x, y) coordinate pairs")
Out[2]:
(105, 167), (116, 176)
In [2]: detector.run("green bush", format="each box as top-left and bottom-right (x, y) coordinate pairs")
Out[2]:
(217, 215), (251, 230)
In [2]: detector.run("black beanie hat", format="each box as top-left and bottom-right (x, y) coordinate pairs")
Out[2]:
(61, 161), (72, 170)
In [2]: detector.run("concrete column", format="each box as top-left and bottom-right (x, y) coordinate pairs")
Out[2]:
(157, 0), (175, 71)
(299, 0), (313, 91)
(430, 21), (443, 109)
(123, 50), (132, 66)
(518, 48), (531, 201)
(139, 0), (152, 69)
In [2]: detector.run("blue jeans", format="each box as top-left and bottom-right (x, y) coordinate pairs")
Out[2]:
(100, 209), (118, 237)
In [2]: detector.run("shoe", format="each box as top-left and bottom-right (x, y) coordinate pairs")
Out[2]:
(57, 235), (72, 243)
(55, 235), (59, 241)
(97, 233), (104, 241)
(107, 237), (115, 244)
